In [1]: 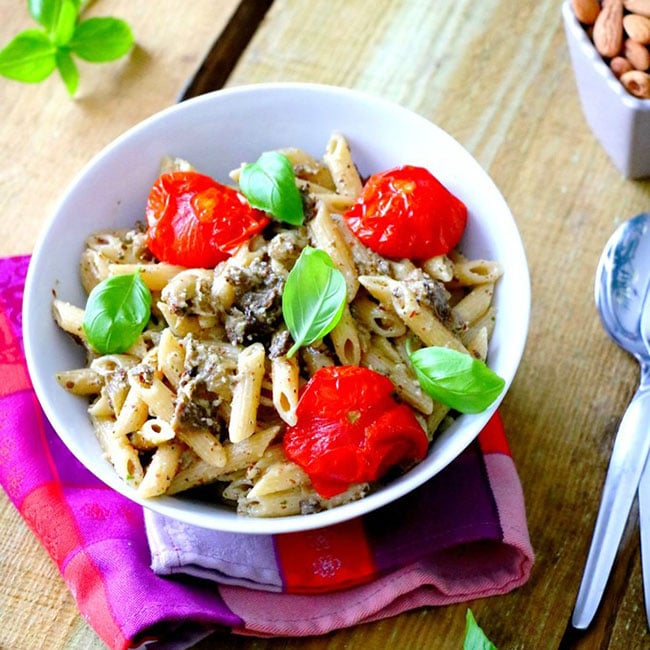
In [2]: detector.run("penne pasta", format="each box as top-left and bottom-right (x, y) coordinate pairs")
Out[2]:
(54, 132), (501, 516)
(55, 368), (103, 396)
(113, 387), (149, 437)
(360, 275), (469, 354)
(129, 372), (176, 422)
(452, 283), (494, 325)
(108, 262), (186, 291)
(308, 202), (359, 300)
(52, 299), (86, 341)
(329, 303), (362, 366)
(352, 294), (406, 338)
(176, 428), (227, 467)
(228, 342), (266, 443)
(157, 328), (185, 390)
(451, 252), (503, 286)
(137, 440), (183, 498)
(422, 254), (454, 282)
(272, 355), (300, 426)
(93, 414), (145, 487)
(323, 131), (363, 198)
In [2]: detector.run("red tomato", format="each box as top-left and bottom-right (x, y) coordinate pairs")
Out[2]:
(145, 171), (269, 268)
(283, 366), (429, 498)
(343, 165), (467, 260)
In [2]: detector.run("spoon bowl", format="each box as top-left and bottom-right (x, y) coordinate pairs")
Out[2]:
(596, 213), (650, 359)
(574, 212), (650, 629)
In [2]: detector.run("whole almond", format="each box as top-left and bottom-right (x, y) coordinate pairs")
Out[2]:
(611, 55), (635, 76)
(623, 14), (650, 44)
(593, 0), (624, 57)
(620, 69), (650, 97)
(572, 0), (600, 24)
(624, 37), (650, 69)
(623, 0), (650, 17)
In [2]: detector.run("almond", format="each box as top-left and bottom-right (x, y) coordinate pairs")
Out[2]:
(571, 0), (600, 24)
(610, 55), (634, 76)
(624, 37), (650, 69)
(623, 0), (650, 17)
(593, 0), (624, 57)
(623, 14), (650, 44)
(620, 69), (650, 96)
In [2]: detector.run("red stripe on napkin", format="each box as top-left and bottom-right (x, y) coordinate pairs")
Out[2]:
(0, 310), (31, 396)
(275, 517), (376, 593)
(478, 412), (511, 456)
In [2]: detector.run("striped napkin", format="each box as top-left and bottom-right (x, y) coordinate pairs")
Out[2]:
(0, 255), (533, 650)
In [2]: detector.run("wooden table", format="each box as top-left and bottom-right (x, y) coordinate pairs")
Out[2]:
(2, 1), (650, 648)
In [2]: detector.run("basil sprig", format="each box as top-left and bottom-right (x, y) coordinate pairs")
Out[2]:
(282, 246), (346, 357)
(0, 0), (134, 96)
(239, 151), (304, 226)
(82, 272), (152, 354)
(464, 609), (498, 650)
(408, 344), (505, 414)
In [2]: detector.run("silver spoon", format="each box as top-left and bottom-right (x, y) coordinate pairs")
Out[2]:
(636, 225), (650, 628)
(573, 212), (650, 629)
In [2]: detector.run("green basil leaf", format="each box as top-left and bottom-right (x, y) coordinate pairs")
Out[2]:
(240, 151), (304, 225)
(408, 345), (505, 414)
(51, 0), (78, 46)
(464, 609), (498, 650)
(69, 17), (134, 62)
(29, 0), (65, 32)
(82, 272), (152, 354)
(56, 48), (79, 95)
(463, 608), (497, 650)
(0, 30), (56, 82)
(282, 246), (346, 356)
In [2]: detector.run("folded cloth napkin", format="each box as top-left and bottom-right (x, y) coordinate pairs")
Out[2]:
(0, 255), (534, 650)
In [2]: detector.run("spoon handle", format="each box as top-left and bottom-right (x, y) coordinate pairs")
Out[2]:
(638, 453), (650, 627)
(573, 382), (650, 629)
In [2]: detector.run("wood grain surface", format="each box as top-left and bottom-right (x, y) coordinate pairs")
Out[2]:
(2, 0), (650, 648)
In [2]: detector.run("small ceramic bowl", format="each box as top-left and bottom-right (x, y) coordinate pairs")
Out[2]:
(562, 0), (650, 179)
(23, 83), (530, 534)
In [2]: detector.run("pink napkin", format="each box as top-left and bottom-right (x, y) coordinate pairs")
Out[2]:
(0, 255), (533, 649)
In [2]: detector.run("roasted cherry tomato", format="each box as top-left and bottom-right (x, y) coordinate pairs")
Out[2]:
(343, 165), (467, 260)
(283, 366), (429, 498)
(145, 171), (269, 268)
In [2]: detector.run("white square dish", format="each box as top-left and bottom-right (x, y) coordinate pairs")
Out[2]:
(562, 0), (650, 179)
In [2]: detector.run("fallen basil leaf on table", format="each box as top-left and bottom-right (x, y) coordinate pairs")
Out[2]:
(282, 246), (346, 357)
(408, 345), (505, 413)
(239, 151), (305, 225)
(82, 272), (152, 354)
(0, 0), (134, 96)
(464, 609), (498, 650)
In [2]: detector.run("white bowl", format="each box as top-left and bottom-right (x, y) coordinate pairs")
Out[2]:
(562, 0), (650, 179)
(23, 82), (530, 534)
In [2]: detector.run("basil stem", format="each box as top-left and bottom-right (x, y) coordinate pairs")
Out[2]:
(282, 246), (346, 357)
(408, 344), (505, 414)
(239, 151), (304, 225)
(82, 272), (152, 354)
